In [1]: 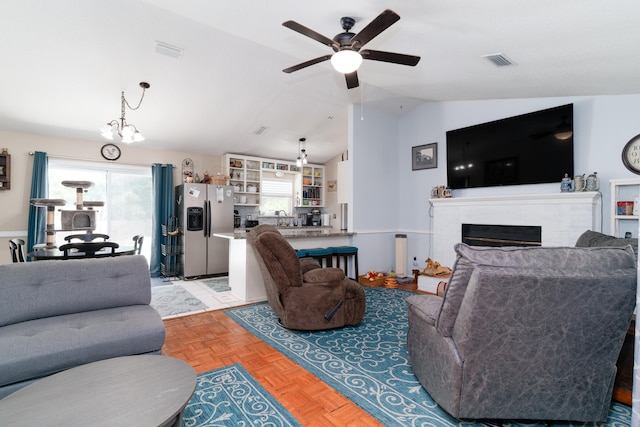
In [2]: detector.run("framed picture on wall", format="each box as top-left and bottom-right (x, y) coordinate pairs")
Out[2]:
(412, 143), (437, 170)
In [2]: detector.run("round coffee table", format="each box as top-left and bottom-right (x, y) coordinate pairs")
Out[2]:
(0, 355), (196, 427)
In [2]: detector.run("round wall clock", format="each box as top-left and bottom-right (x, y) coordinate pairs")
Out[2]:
(622, 134), (640, 174)
(101, 143), (121, 161)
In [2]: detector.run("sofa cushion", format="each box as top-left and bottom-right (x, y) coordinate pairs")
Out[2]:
(0, 255), (151, 327)
(0, 305), (165, 388)
(436, 243), (636, 337)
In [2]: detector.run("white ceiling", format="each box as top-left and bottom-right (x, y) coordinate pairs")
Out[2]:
(1, 0), (639, 164)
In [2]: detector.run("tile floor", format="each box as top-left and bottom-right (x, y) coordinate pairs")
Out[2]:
(151, 276), (249, 319)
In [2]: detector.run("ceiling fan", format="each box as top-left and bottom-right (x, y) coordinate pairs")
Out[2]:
(282, 9), (421, 89)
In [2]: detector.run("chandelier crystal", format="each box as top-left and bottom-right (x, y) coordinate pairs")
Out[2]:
(100, 82), (150, 144)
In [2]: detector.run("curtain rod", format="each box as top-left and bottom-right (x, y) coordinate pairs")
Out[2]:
(27, 151), (171, 168)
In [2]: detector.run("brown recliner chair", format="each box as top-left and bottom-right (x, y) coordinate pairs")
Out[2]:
(248, 224), (365, 330)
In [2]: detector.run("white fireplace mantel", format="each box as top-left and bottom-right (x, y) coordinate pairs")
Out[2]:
(430, 192), (602, 268)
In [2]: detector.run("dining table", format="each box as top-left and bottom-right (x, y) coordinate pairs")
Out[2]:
(28, 245), (136, 261)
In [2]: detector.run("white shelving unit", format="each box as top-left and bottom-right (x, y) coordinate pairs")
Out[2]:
(227, 155), (261, 206)
(610, 178), (640, 238)
(225, 153), (324, 208)
(301, 165), (323, 207)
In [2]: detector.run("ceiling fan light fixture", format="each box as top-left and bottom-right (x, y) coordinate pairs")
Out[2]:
(331, 49), (362, 74)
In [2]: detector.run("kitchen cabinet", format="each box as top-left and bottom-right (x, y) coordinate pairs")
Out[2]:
(226, 153), (323, 208)
(0, 152), (10, 190)
(301, 166), (323, 206)
(610, 178), (640, 238)
(227, 155), (261, 206)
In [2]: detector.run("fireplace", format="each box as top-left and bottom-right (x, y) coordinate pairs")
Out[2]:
(430, 192), (601, 268)
(462, 224), (541, 247)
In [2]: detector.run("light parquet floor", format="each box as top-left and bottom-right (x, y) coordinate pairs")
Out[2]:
(162, 308), (383, 427)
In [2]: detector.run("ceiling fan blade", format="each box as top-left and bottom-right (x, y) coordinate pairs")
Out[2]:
(283, 20), (339, 51)
(283, 55), (332, 73)
(361, 49), (421, 66)
(345, 71), (359, 89)
(350, 9), (400, 49)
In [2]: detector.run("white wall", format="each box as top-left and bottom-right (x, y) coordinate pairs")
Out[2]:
(349, 94), (640, 274)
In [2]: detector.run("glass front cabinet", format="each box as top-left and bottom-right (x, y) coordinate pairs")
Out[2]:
(225, 154), (324, 207)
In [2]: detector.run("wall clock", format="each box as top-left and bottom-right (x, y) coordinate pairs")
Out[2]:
(621, 134), (640, 175)
(101, 143), (121, 161)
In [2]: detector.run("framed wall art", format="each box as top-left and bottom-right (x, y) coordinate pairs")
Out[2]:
(412, 143), (437, 170)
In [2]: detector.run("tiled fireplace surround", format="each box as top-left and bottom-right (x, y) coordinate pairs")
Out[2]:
(431, 192), (602, 269)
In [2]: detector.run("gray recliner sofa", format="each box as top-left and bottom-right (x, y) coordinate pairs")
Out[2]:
(406, 243), (636, 422)
(0, 255), (165, 398)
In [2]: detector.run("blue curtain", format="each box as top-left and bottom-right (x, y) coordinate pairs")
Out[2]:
(27, 151), (48, 255)
(150, 163), (174, 277)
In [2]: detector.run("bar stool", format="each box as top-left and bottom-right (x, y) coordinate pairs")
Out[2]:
(295, 249), (308, 258)
(305, 247), (334, 268)
(329, 246), (359, 279)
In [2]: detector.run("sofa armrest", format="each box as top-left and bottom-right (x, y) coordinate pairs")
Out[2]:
(406, 294), (443, 327)
(300, 257), (322, 274)
(303, 267), (345, 284)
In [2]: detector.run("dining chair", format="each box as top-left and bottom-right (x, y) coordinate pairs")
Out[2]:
(132, 235), (144, 255)
(9, 238), (26, 263)
(63, 233), (110, 243)
(59, 241), (119, 257)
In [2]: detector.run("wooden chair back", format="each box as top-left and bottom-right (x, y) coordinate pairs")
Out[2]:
(63, 233), (110, 243)
(59, 241), (119, 257)
(132, 235), (144, 255)
(9, 238), (26, 263)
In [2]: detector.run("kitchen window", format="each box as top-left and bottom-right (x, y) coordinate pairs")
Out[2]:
(48, 159), (152, 258)
(260, 172), (294, 215)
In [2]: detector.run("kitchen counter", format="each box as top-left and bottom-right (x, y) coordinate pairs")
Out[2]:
(213, 227), (355, 304)
(229, 227), (354, 239)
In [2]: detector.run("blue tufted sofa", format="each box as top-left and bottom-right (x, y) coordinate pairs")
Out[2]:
(406, 242), (637, 422)
(0, 255), (165, 398)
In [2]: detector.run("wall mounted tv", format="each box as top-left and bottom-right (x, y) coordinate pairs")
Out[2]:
(446, 104), (574, 189)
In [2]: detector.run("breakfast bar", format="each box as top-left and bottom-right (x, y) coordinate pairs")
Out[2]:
(214, 228), (355, 302)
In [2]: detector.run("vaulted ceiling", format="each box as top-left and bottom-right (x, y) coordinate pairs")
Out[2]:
(1, 0), (639, 163)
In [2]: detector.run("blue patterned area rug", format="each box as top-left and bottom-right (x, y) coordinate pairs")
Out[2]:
(225, 287), (631, 427)
(182, 363), (300, 427)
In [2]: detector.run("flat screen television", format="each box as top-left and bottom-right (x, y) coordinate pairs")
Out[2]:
(446, 104), (574, 189)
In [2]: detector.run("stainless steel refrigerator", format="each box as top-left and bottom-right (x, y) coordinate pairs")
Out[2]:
(175, 184), (234, 279)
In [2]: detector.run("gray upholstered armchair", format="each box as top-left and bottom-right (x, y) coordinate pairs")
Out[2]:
(248, 224), (365, 330)
(406, 243), (636, 423)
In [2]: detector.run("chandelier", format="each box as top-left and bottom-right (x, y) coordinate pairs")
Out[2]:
(296, 137), (308, 167)
(100, 82), (150, 143)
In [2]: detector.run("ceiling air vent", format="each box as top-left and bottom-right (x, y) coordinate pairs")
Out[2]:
(252, 126), (269, 136)
(155, 41), (183, 59)
(481, 53), (516, 67)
